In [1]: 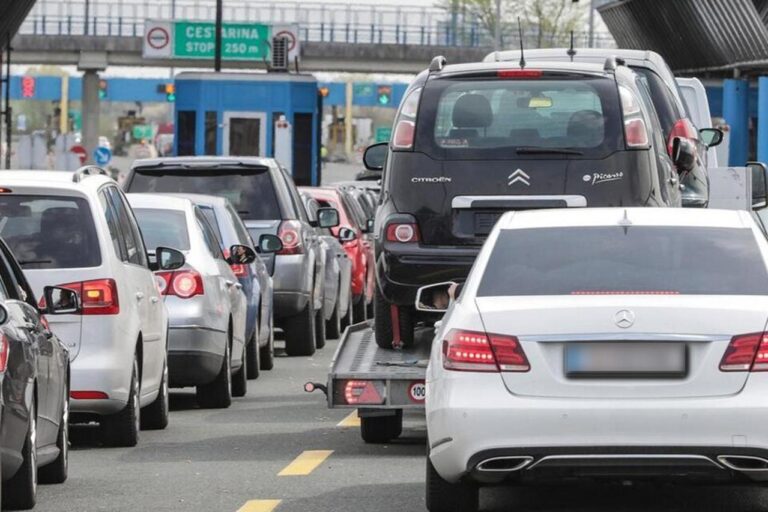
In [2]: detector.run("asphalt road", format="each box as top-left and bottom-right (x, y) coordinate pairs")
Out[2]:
(32, 335), (768, 512)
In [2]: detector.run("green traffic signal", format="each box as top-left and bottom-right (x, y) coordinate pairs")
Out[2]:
(377, 85), (392, 106)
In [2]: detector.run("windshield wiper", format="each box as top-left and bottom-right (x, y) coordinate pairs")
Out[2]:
(516, 147), (584, 156)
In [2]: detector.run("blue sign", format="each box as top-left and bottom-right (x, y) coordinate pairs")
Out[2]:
(93, 146), (112, 166)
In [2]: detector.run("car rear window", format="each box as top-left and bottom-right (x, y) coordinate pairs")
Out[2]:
(420, 76), (623, 159)
(133, 208), (191, 251)
(477, 226), (768, 296)
(0, 195), (101, 269)
(128, 168), (282, 221)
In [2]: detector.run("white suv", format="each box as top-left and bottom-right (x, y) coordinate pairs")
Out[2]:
(0, 167), (183, 447)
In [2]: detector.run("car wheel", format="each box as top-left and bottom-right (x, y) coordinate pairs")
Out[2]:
(38, 384), (69, 484)
(374, 284), (414, 349)
(360, 410), (402, 444)
(352, 286), (367, 324)
(315, 304), (327, 349)
(231, 342), (248, 398)
(196, 335), (232, 409)
(101, 357), (140, 447)
(283, 300), (316, 357)
(4, 395), (37, 509)
(141, 360), (169, 431)
(326, 289), (342, 340)
(259, 314), (275, 371)
(246, 331), (260, 380)
(426, 453), (478, 512)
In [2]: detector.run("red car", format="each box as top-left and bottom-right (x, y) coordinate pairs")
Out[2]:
(300, 187), (374, 323)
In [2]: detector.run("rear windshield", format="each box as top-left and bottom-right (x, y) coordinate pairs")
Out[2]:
(133, 208), (191, 251)
(128, 168), (282, 221)
(0, 195), (101, 269)
(478, 226), (768, 296)
(420, 76), (623, 159)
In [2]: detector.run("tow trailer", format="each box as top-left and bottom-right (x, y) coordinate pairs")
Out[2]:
(305, 321), (430, 444)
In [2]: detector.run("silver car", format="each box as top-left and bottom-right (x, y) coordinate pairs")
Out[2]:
(127, 194), (255, 409)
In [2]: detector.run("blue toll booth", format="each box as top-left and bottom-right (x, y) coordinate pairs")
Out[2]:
(173, 72), (321, 186)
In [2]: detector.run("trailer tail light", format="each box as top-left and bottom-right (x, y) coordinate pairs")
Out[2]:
(156, 270), (204, 299)
(667, 118), (699, 156)
(391, 87), (422, 150)
(70, 391), (109, 400)
(277, 220), (304, 255)
(385, 223), (420, 243)
(56, 279), (119, 315)
(0, 334), (8, 372)
(720, 332), (768, 372)
(619, 85), (650, 149)
(442, 329), (529, 373)
(341, 380), (386, 405)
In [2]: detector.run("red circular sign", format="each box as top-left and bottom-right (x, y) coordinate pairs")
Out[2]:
(147, 26), (170, 50)
(408, 380), (426, 403)
(274, 30), (297, 52)
(70, 145), (87, 165)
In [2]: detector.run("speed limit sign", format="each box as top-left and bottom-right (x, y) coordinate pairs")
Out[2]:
(409, 380), (426, 403)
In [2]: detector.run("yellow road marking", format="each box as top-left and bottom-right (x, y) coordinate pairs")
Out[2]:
(278, 450), (334, 476)
(337, 410), (361, 427)
(236, 500), (282, 512)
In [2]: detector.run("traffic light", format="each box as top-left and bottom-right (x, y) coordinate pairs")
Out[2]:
(21, 76), (35, 98)
(377, 85), (392, 106)
(98, 79), (108, 99)
(318, 86), (329, 98)
(165, 83), (176, 102)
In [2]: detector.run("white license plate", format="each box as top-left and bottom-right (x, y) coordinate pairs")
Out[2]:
(565, 342), (687, 378)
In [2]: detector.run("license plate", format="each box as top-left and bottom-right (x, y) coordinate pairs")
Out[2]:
(564, 342), (687, 378)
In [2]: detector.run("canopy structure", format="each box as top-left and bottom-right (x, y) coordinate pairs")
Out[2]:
(598, 0), (768, 74)
(0, 0), (36, 49)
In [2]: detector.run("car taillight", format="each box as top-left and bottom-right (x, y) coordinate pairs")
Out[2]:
(666, 118), (699, 156)
(155, 270), (204, 299)
(720, 332), (768, 372)
(277, 220), (304, 255)
(391, 87), (422, 150)
(442, 329), (529, 373)
(0, 334), (8, 372)
(385, 223), (420, 243)
(619, 85), (650, 149)
(342, 380), (386, 405)
(497, 69), (542, 78)
(70, 391), (109, 400)
(57, 279), (119, 315)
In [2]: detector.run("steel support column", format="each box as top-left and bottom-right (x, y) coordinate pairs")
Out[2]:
(81, 69), (100, 164)
(758, 77), (768, 163)
(723, 79), (750, 166)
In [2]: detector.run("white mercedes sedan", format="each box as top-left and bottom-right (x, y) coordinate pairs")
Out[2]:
(422, 207), (768, 512)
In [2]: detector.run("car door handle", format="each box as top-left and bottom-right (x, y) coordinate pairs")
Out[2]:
(150, 297), (159, 304)
(234, 283), (243, 290)
(136, 292), (145, 301)
(225, 280), (235, 288)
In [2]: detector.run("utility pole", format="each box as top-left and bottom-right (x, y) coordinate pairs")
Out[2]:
(494, 0), (501, 51)
(214, 0), (223, 72)
(84, 0), (91, 36)
(588, 0), (595, 48)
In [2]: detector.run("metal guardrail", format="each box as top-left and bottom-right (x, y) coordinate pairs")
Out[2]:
(19, 0), (615, 48)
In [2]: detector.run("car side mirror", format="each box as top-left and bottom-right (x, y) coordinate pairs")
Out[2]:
(228, 244), (257, 264)
(156, 247), (185, 271)
(337, 227), (357, 242)
(672, 137), (696, 174)
(43, 286), (81, 315)
(257, 234), (283, 254)
(317, 207), (340, 228)
(749, 161), (768, 210)
(415, 281), (459, 313)
(363, 142), (388, 171)
(699, 128), (723, 148)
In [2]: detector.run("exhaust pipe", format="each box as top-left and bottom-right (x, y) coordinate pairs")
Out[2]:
(475, 456), (533, 473)
(718, 455), (768, 472)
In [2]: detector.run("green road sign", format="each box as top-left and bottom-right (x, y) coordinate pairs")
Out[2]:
(174, 22), (270, 61)
(132, 125), (154, 140)
(375, 126), (392, 143)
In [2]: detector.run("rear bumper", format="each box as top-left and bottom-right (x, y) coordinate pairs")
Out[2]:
(167, 326), (225, 387)
(377, 244), (479, 305)
(427, 371), (768, 484)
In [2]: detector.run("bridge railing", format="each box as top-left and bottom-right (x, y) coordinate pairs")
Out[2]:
(19, 0), (615, 48)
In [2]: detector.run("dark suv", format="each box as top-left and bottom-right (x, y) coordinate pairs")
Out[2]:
(366, 57), (696, 349)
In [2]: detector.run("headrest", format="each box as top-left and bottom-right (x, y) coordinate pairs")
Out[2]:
(452, 94), (493, 128)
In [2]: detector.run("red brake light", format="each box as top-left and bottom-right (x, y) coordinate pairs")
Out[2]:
(385, 223), (420, 243)
(155, 270), (204, 299)
(624, 118), (649, 148)
(0, 188), (12, 194)
(720, 332), (768, 372)
(393, 120), (415, 150)
(442, 329), (529, 373)
(0, 334), (8, 372)
(57, 279), (119, 315)
(277, 220), (304, 255)
(70, 391), (109, 400)
(343, 380), (385, 405)
(666, 118), (699, 156)
(497, 69), (542, 78)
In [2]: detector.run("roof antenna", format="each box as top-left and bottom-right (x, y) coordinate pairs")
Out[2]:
(618, 209), (632, 234)
(517, 17), (526, 69)
(567, 31), (576, 62)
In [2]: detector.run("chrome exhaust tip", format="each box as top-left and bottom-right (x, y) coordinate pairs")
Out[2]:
(717, 455), (768, 472)
(475, 456), (533, 473)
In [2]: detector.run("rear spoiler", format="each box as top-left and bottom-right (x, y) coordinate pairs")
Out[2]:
(132, 160), (269, 171)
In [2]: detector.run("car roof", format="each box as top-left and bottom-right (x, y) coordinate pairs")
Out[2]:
(131, 156), (276, 170)
(485, 48), (666, 69)
(125, 193), (194, 211)
(498, 207), (754, 230)
(0, 170), (114, 192)
(435, 59), (613, 78)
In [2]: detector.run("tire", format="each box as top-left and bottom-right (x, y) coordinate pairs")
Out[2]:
(246, 331), (260, 380)
(101, 357), (140, 447)
(352, 287), (367, 324)
(196, 338), (232, 409)
(4, 396), (37, 509)
(315, 304), (327, 350)
(259, 314), (275, 371)
(141, 360), (169, 431)
(426, 454), (478, 512)
(325, 291), (342, 340)
(374, 285), (414, 349)
(39, 385), (68, 484)
(360, 410), (402, 444)
(283, 301), (316, 357)
(231, 343), (248, 398)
